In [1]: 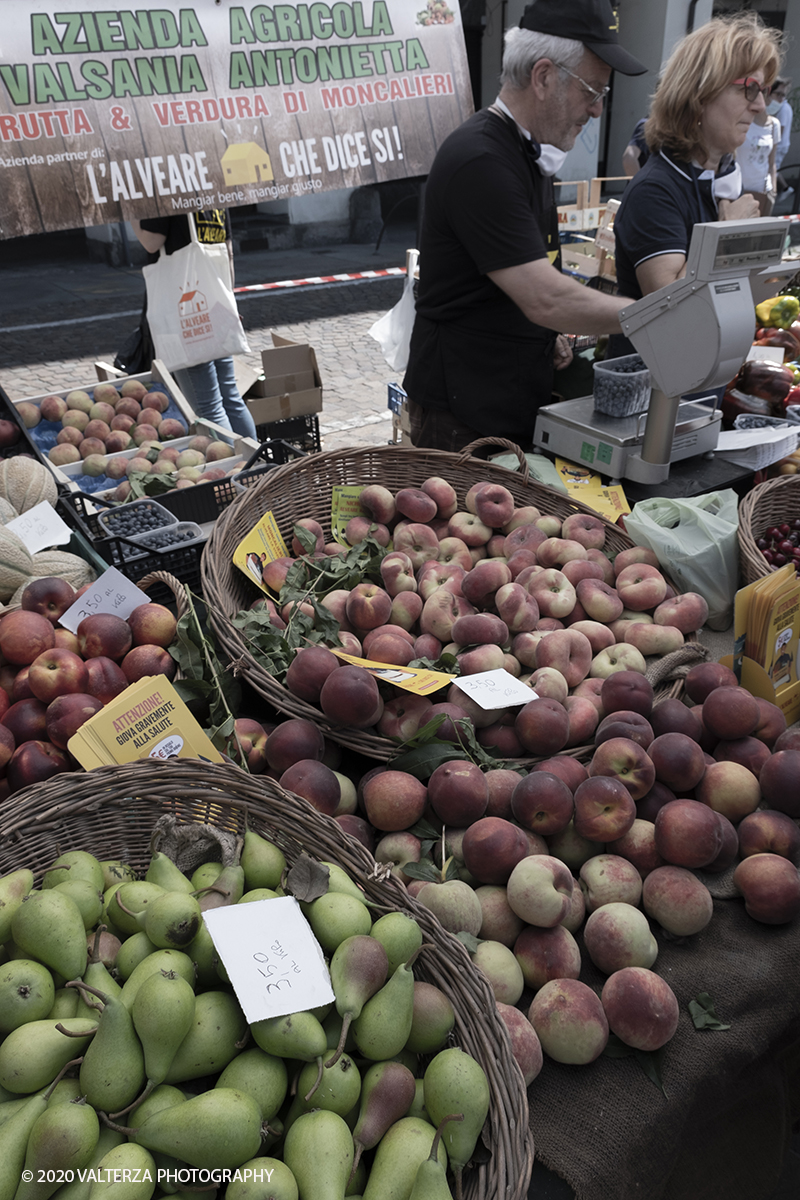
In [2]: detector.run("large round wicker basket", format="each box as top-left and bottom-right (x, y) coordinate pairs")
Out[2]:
(738, 474), (800, 585)
(201, 440), (694, 762)
(0, 759), (533, 1200)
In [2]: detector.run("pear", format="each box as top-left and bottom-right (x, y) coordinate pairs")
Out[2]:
(423, 1048), (490, 1191)
(362, 1116), (447, 1200)
(215, 1047), (288, 1122)
(115, 933), (159, 983)
(47, 1079), (83, 1106)
(76, 937), (122, 1021)
(250, 1010), (327, 1067)
(129, 1085), (186, 1127)
(321, 862), (370, 904)
(131, 1088), (262, 1170)
(53, 880), (104, 930)
(43, 851), (104, 893)
(283, 1054), (362, 1131)
(0, 1092), (48, 1200)
(305, 893), (372, 954)
(196, 863), (245, 910)
(369, 912), (423, 976)
(0, 960), (55, 1034)
(145, 853), (194, 894)
(120, 950), (195, 1011)
(99, 861), (136, 890)
(409, 1116), (463, 1200)
(240, 831), (286, 890)
(349, 1060), (417, 1180)
(16, 1098), (100, 1200)
(190, 862), (223, 891)
(406, 982), (456, 1055)
(407, 1078), (428, 1122)
(47, 989), (81, 1020)
(185, 921), (220, 988)
(326, 935), (388, 1068)
(238, 889), (280, 904)
(73, 984), (146, 1114)
(106, 882), (166, 937)
(352, 951), (420, 1062)
(129, 971), (195, 1111)
(48, 1126), (125, 1200)
(0, 869), (34, 943)
(164, 991), (247, 1083)
(88, 1143), (157, 1200)
(11, 891), (88, 981)
(0, 1018), (97, 1094)
(283, 1110), (354, 1200)
(144, 892), (202, 950)
(225, 1158), (297, 1200)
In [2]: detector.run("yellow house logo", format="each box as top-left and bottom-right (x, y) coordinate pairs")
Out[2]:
(221, 143), (274, 185)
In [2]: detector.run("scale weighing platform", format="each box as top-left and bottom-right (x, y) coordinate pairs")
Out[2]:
(534, 218), (795, 485)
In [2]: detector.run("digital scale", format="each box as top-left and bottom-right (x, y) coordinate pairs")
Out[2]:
(534, 218), (795, 485)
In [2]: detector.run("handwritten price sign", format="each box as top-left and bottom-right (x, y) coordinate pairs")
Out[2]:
(203, 896), (334, 1022)
(59, 567), (150, 634)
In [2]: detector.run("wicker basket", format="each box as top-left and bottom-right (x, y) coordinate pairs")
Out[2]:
(201, 440), (691, 762)
(738, 474), (800, 585)
(0, 758), (533, 1200)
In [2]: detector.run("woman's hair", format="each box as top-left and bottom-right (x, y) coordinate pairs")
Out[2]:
(646, 12), (783, 161)
(500, 27), (584, 90)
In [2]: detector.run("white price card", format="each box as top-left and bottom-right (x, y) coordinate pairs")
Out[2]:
(59, 567), (150, 634)
(453, 668), (535, 710)
(203, 896), (335, 1023)
(6, 501), (72, 554)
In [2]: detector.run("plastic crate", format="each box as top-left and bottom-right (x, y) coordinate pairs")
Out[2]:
(0, 381), (51, 462)
(56, 492), (204, 602)
(593, 353), (651, 417)
(253, 413), (321, 454)
(156, 439), (306, 523)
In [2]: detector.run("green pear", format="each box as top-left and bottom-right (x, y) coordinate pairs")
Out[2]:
(215, 1047), (287, 1121)
(47, 989), (80, 1021)
(225, 1158), (297, 1200)
(88, 1143), (157, 1200)
(145, 853), (194, 894)
(362, 1117), (447, 1200)
(0, 1018), (97, 1094)
(106, 882), (166, 937)
(320, 862), (369, 904)
(115, 933), (159, 983)
(238, 889), (280, 904)
(250, 1010), (327, 1066)
(185, 921), (220, 988)
(326, 935), (388, 1068)
(47, 1079), (83, 1107)
(132, 1089), (262, 1170)
(423, 1048), (490, 1187)
(74, 984), (146, 1114)
(305, 893), (372, 954)
(43, 851), (104, 893)
(284, 1054), (361, 1131)
(120, 950), (195, 1011)
(16, 1099), (100, 1200)
(0, 960), (55, 1034)
(131, 971), (196, 1107)
(190, 862), (223, 891)
(52, 880), (104, 930)
(99, 861), (136, 890)
(0, 869), (34, 943)
(406, 982), (456, 1055)
(163, 991), (247, 1084)
(369, 912), (424, 976)
(0, 1091), (49, 1200)
(196, 864), (245, 910)
(11, 891), (87, 981)
(129, 1085), (186, 1127)
(350, 1060), (417, 1179)
(407, 1079), (428, 1122)
(240, 831), (286, 891)
(53, 1127), (126, 1200)
(352, 954), (419, 1062)
(144, 892), (202, 950)
(75, 957), (122, 1022)
(409, 1117), (463, 1200)
(283, 1110), (354, 1200)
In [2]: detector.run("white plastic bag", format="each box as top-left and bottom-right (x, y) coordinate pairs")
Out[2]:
(624, 490), (739, 631)
(143, 216), (250, 371)
(368, 249), (419, 372)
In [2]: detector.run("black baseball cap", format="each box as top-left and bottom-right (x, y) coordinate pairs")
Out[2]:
(519, 0), (646, 76)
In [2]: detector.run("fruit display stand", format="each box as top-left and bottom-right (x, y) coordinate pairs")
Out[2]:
(0, 757), (534, 1200)
(738, 474), (800, 584)
(200, 438), (698, 764)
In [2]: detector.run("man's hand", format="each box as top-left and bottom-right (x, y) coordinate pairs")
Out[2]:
(718, 193), (761, 221)
(554, 334), (573, 370)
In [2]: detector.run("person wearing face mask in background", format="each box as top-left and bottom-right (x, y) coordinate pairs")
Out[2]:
(768, 77), (794, 194)
(737, 94), (780, 216)
(402, 0), (646, 453)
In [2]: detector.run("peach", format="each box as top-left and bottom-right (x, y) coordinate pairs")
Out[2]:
(418, 589), (473, 642)
(528, 978), (609, 1065)
(496, 1003), (544, 1087)
(534, 628), (592, 688)
(579, 852), (643, 912)
(642, 865), (713, 936)
(683, 661), (738, 704)
(613, 546), (660, 575)
(395, 486), (438, 523)
(285, 645), (340, 704)
(696, 759), (760, 823)
(514, 923), (581, 992)
(380, 551), (417, 597)
(537, 537), (588, 569)
(702, 686), (760, 743)
(265, 718), (325, 773)
(280, 759), (341, 816)
(525, 666), (569, 704)
(511, 771), (574, 838)
(737, 809), (800, 864)
(416, 879), (483, 937)
(649, 698), (702, 741)
(494, 582), (540, 633)
(584, 903), (658, 974)
(451, 613), (509, 648)
(573, 775), (637, 841)
(460, 559), (512, 608)
(601, 967), (679, 1051)
(606, 818), (664, 878)
(447, 510), (493, 547)
(732, 853), (800, 924)
(461, 817), (530, 885)
(376, 694), (433, 742)
(345, 582), (393, 632)
(564, 695), (601, 747)
(0, 612), (55, 667)
(359, 483), (396, 525)
(417, 562), (467, 601)
(436, 537), (473, 571)
(45, 693), (104, 749)
(624, 623), (684, 656)
(615, 563), (668, 612)
(527, 569), (577, 620)
(420, 476), (458, 520)
(652, 591), (709, 634)
(475, 884), (526, 947)
(595, 710), (654, 750)
(427, 759), (488, 827)
(472, 483), (515, 529)
(648, 731), (706, 792)
(362, 770), (428, 832)
(506, 853), (574, 927)
(654, 798), (723, 868)
(759, 750), (800, 818)
(588, 736), (655, 801)
(515, 697), (570, 756)
(392, 523), (440, 571)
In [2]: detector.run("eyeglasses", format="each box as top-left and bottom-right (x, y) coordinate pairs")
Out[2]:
(555, 64), (610, 107)
(732, 77), (772, 102)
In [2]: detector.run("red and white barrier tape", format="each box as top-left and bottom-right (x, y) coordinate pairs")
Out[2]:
(234, 267), (406, 294)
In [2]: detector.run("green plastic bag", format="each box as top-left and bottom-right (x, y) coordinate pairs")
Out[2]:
(623, 490), (739, 631)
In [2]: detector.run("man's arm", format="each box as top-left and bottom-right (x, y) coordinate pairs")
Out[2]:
(130, 219), (165, 254)
(487, 258), (633, 334)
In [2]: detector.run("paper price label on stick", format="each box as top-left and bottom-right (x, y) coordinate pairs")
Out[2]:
(6, 501), (72, 554)
(453, 669), (535, 710)
(203, 896), (335, 1023)
(59, 567), (150, 634)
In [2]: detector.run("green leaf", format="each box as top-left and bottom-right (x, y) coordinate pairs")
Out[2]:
(402, 860), (441, 883)
(292, 523), (318, 556)
(688, 992), (730, 1031)
(408, 817), (442, 841)
(455, 931), (481, 954)
(285, 854), (330, 902)
(634, 1045), (668, 1097)
(603, 1033), (635, 1059)
(443, 858), (461, 882)
(388, 743), (466, 780)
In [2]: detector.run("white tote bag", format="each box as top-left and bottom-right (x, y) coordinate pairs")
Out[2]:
(142, 215), (250, 371)
(368, 248), (419, 372)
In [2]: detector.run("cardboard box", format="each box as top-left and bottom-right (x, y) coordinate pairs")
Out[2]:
(246, 333), (323, 424)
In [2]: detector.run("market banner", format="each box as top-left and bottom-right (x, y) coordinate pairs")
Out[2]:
(0, 0), (473, 238)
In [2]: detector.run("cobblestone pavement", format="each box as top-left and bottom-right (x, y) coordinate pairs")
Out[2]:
(0, 233), (412, 454)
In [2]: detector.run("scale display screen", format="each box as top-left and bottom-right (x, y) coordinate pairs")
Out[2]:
(713, 228), (784, 268)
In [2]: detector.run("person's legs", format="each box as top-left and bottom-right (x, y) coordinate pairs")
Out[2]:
(213, 358), (258, 440)
(173, 363), (232, 431)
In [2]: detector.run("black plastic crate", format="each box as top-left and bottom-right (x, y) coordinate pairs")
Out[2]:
(155, 438), (305, 523)
(253, 413), (321, 454)
(0, 381), (52, 463)
(56, 491), (204, 603)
